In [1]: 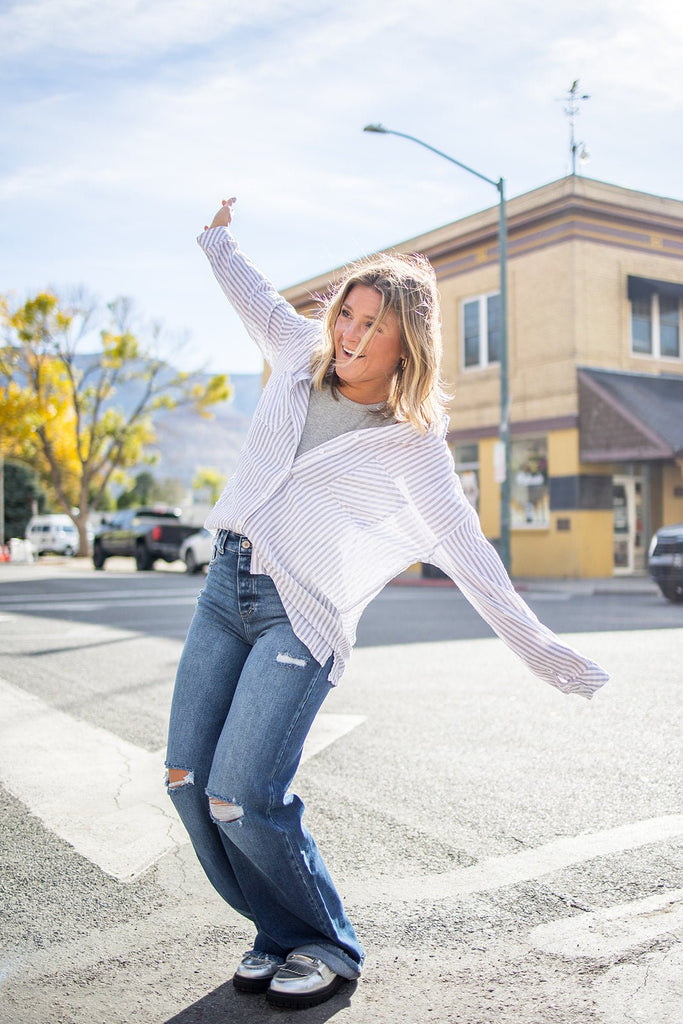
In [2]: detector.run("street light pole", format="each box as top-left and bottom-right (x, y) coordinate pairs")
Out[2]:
(363, 124), (511, 572)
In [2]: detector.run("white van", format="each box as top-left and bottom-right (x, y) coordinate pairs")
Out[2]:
(25, 514), (81, 557)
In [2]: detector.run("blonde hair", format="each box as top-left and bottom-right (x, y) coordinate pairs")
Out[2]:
(310, 251), (447, 433)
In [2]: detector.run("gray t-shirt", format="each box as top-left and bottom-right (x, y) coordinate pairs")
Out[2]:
(295, 385), (392, 458)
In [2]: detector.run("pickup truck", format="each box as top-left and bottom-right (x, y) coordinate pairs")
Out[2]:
(93, 507), (198, 571)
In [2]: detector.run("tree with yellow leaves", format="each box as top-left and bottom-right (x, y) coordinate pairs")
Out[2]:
(192, 467), (228, 507)
(1, 290), (231, 555)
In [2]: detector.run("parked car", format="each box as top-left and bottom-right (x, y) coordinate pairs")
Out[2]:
(25, 514), (81, 556)
(93, 506), (197, 571)
(179, 528), (214, 574)
(648, 523), (683, 603)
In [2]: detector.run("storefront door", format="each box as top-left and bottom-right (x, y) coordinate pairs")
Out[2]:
(612, 474), (645, 574)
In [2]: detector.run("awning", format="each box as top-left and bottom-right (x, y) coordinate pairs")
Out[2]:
(578, 367), (683, 462)
(627, 275), (683, 303)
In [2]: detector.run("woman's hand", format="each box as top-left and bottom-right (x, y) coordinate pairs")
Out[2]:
(204, 197), (237, 231)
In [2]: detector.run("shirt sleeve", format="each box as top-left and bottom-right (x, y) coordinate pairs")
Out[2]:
(198, 226), (320, 369)
(429, 507), (609, 699)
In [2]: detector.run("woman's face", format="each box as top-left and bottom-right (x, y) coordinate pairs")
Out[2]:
(333, 285), (403, 404)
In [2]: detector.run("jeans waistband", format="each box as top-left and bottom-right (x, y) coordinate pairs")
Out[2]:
(214, 528), (249, 556)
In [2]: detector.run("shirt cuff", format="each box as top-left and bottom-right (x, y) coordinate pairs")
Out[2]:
(552, 663), (610, 699)
(197, 225), (234, 252)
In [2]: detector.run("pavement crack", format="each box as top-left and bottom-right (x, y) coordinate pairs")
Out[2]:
(112, 746), (135, 811)
(552, 891), (593, 913)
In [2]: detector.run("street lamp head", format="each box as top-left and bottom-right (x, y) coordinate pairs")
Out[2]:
(363, 123), (387, 133)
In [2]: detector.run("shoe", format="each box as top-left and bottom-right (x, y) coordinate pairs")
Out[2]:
(266, 953), (345, 1009)
(232, 951), (284, 994)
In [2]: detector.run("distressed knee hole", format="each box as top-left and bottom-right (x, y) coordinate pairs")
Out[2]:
(167, 768), (194, 790)
(276, 651), (307, 668)
(209, 797), (244, 823)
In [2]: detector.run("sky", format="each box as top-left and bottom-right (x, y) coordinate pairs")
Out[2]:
(2, 0), (683, 376)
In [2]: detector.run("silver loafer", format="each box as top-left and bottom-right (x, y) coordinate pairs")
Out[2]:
(266, 953), (345, 1009)
(232, 951), (284, 994)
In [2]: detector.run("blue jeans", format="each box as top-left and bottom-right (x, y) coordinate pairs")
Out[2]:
(165, 530), (364, 980)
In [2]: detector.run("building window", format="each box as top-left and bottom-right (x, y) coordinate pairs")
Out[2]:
(510, 437), (549, 529)
(630, 298), (652, 354)
(659, 295), (681, 358)
(452, 442), (480, 512)
(462, 293), (501, 369)
(629, 283), (681, 359)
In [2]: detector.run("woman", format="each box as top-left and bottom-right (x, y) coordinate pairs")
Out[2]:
(166, 198), (608, 1011)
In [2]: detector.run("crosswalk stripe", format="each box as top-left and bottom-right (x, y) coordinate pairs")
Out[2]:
(354, 813), (683, 904)
(0, 677), (364, 882)
(529, 887), (683, 959)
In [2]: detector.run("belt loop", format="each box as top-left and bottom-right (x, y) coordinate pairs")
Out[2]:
(214, 528), (228, 555)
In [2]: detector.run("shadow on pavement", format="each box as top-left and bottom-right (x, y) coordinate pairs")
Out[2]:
(164, 979), (357, 1023)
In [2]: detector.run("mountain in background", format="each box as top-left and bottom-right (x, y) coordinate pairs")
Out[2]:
(150, 372), (262, 487)
(66, 355), (263, 499)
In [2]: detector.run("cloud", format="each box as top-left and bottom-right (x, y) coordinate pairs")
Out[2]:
(0, 0), (296, 59)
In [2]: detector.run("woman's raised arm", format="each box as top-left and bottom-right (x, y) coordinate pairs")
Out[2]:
(198, 198), (319, 369)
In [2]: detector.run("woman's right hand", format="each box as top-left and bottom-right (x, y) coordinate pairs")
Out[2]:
(204, 197), (237, 231)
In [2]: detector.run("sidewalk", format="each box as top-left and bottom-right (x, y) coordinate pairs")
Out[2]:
(390, 566), (660, 597)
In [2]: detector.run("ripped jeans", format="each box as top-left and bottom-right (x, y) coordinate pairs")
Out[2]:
(165, 529), (364, 980)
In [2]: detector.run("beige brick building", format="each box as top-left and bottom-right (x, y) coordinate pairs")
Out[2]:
(282, 176), (683, 578)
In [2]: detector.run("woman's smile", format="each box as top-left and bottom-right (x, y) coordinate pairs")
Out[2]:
(339, 343), (365, 359)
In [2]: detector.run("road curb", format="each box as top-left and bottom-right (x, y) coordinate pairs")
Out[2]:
(389, 572), (661, 597)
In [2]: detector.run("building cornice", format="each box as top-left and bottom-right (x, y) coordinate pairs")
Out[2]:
(282, 176), (683, 307)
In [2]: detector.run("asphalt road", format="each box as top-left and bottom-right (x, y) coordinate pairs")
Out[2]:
(0, 559), (681, 1024)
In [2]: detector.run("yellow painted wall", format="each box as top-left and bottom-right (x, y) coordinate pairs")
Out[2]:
(548, 429), (579, 475)
(512, 510), (613, 577)
(662, 463), (683, 524)
(474, 427), (614, 577)
(478, 436), (500, 538)
(508, 428), (614, 577)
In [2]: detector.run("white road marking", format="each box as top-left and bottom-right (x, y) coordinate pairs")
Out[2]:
(529, 888), (683, 959)
(355, 814), (683, 903)
(0, 677), (364, 882)
(0, 677), (183, 882)
(530, 889), (683, 1024)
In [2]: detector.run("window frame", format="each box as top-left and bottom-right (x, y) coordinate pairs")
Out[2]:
(461, 291), (502, 371)
(630, 291), (681, 360)
(510, 435), (550, 530)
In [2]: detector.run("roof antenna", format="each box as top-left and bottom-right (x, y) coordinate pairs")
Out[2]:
(563, 79), (591, 175)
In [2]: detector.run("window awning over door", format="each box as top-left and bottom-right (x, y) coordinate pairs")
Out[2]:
(578, 367), (683, 462)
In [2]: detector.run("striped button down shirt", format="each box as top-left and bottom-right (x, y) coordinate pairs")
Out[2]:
(200, 227), (609, 699)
